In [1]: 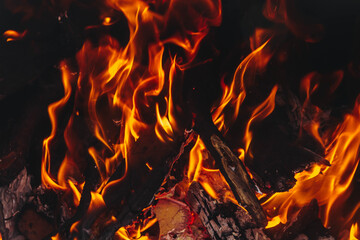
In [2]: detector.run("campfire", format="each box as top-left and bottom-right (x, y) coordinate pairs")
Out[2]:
(1, 0), (360, 239)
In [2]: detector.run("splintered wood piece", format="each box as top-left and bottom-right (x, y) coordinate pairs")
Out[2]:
(194, 115), (267, 227)
(186, 181), (270, 240)
(98, 130), (195, 240)
(210, 135), (267, 226)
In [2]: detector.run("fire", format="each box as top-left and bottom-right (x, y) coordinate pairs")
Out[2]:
(351, 223), (359, 240)
(2, 29), (27, 42)
(40, 0), (222, 238)
(262, 94), (360, 238)
(42, 61), (74, 191)
(35, 0), (359, 238)
(243, 85), (278, 156)
(211, 39), (272, 134)
(187, 136), (206, 183)
(114, 217), (157, 240)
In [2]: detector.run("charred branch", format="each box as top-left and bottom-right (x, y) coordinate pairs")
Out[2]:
(97, 131), (195, 240)
(194, 114), (267, 227)
(186, 181), (270, 240)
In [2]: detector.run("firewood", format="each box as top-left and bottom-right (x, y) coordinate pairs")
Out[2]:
(193, 114), (267, 227)
(186, 181), (270, 240)
(97, 130), (195, 240)
(154, 199), (191, 238)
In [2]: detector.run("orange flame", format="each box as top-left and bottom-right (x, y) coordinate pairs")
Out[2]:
(115, 217), (157, 240)
(41, 0), (222, 237)
(42, 61), (73, 191)
(244, 85), (278, 156)
(3, 29), (27, 42)
(262, 95), (360, 238)
(211, 39), (271, 133)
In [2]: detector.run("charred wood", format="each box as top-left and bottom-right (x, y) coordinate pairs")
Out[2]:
(97, 131), (195, 240)
(193, 114), (267, 227)
(186, 181), (270, 240)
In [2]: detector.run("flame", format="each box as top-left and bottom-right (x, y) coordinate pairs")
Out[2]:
(299, 71), (344, 149)
(211, 39), (272, 133)
(201, 181), (218, 199)
(244, 85), (278, 155)
(42, 61), (73, 191)
(350, 223), (359, 240)
(41, 0), (222, 238)
(3, 29), (27, 42)
(262, 95), (360, 238)
(187, 136), (206, 183)
(115, 217), (157, 240)
(51, 234), (60, 240)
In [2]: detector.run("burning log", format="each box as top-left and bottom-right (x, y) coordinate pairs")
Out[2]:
(97, 130), (195, 239)
(187, 181), (270, 240)
(193, 114), (267, 227)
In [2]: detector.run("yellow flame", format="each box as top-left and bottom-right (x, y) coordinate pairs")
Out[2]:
(187, 136), (206, 183)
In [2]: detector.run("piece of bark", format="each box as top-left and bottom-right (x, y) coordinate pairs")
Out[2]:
(194, 115), (267, 227)
(186, 181), (270, 240)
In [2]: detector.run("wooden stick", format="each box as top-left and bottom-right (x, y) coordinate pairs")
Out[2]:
(187, 181), (270, 240)
(98, 131), (195, 240)
(194, 115), (267, 227)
